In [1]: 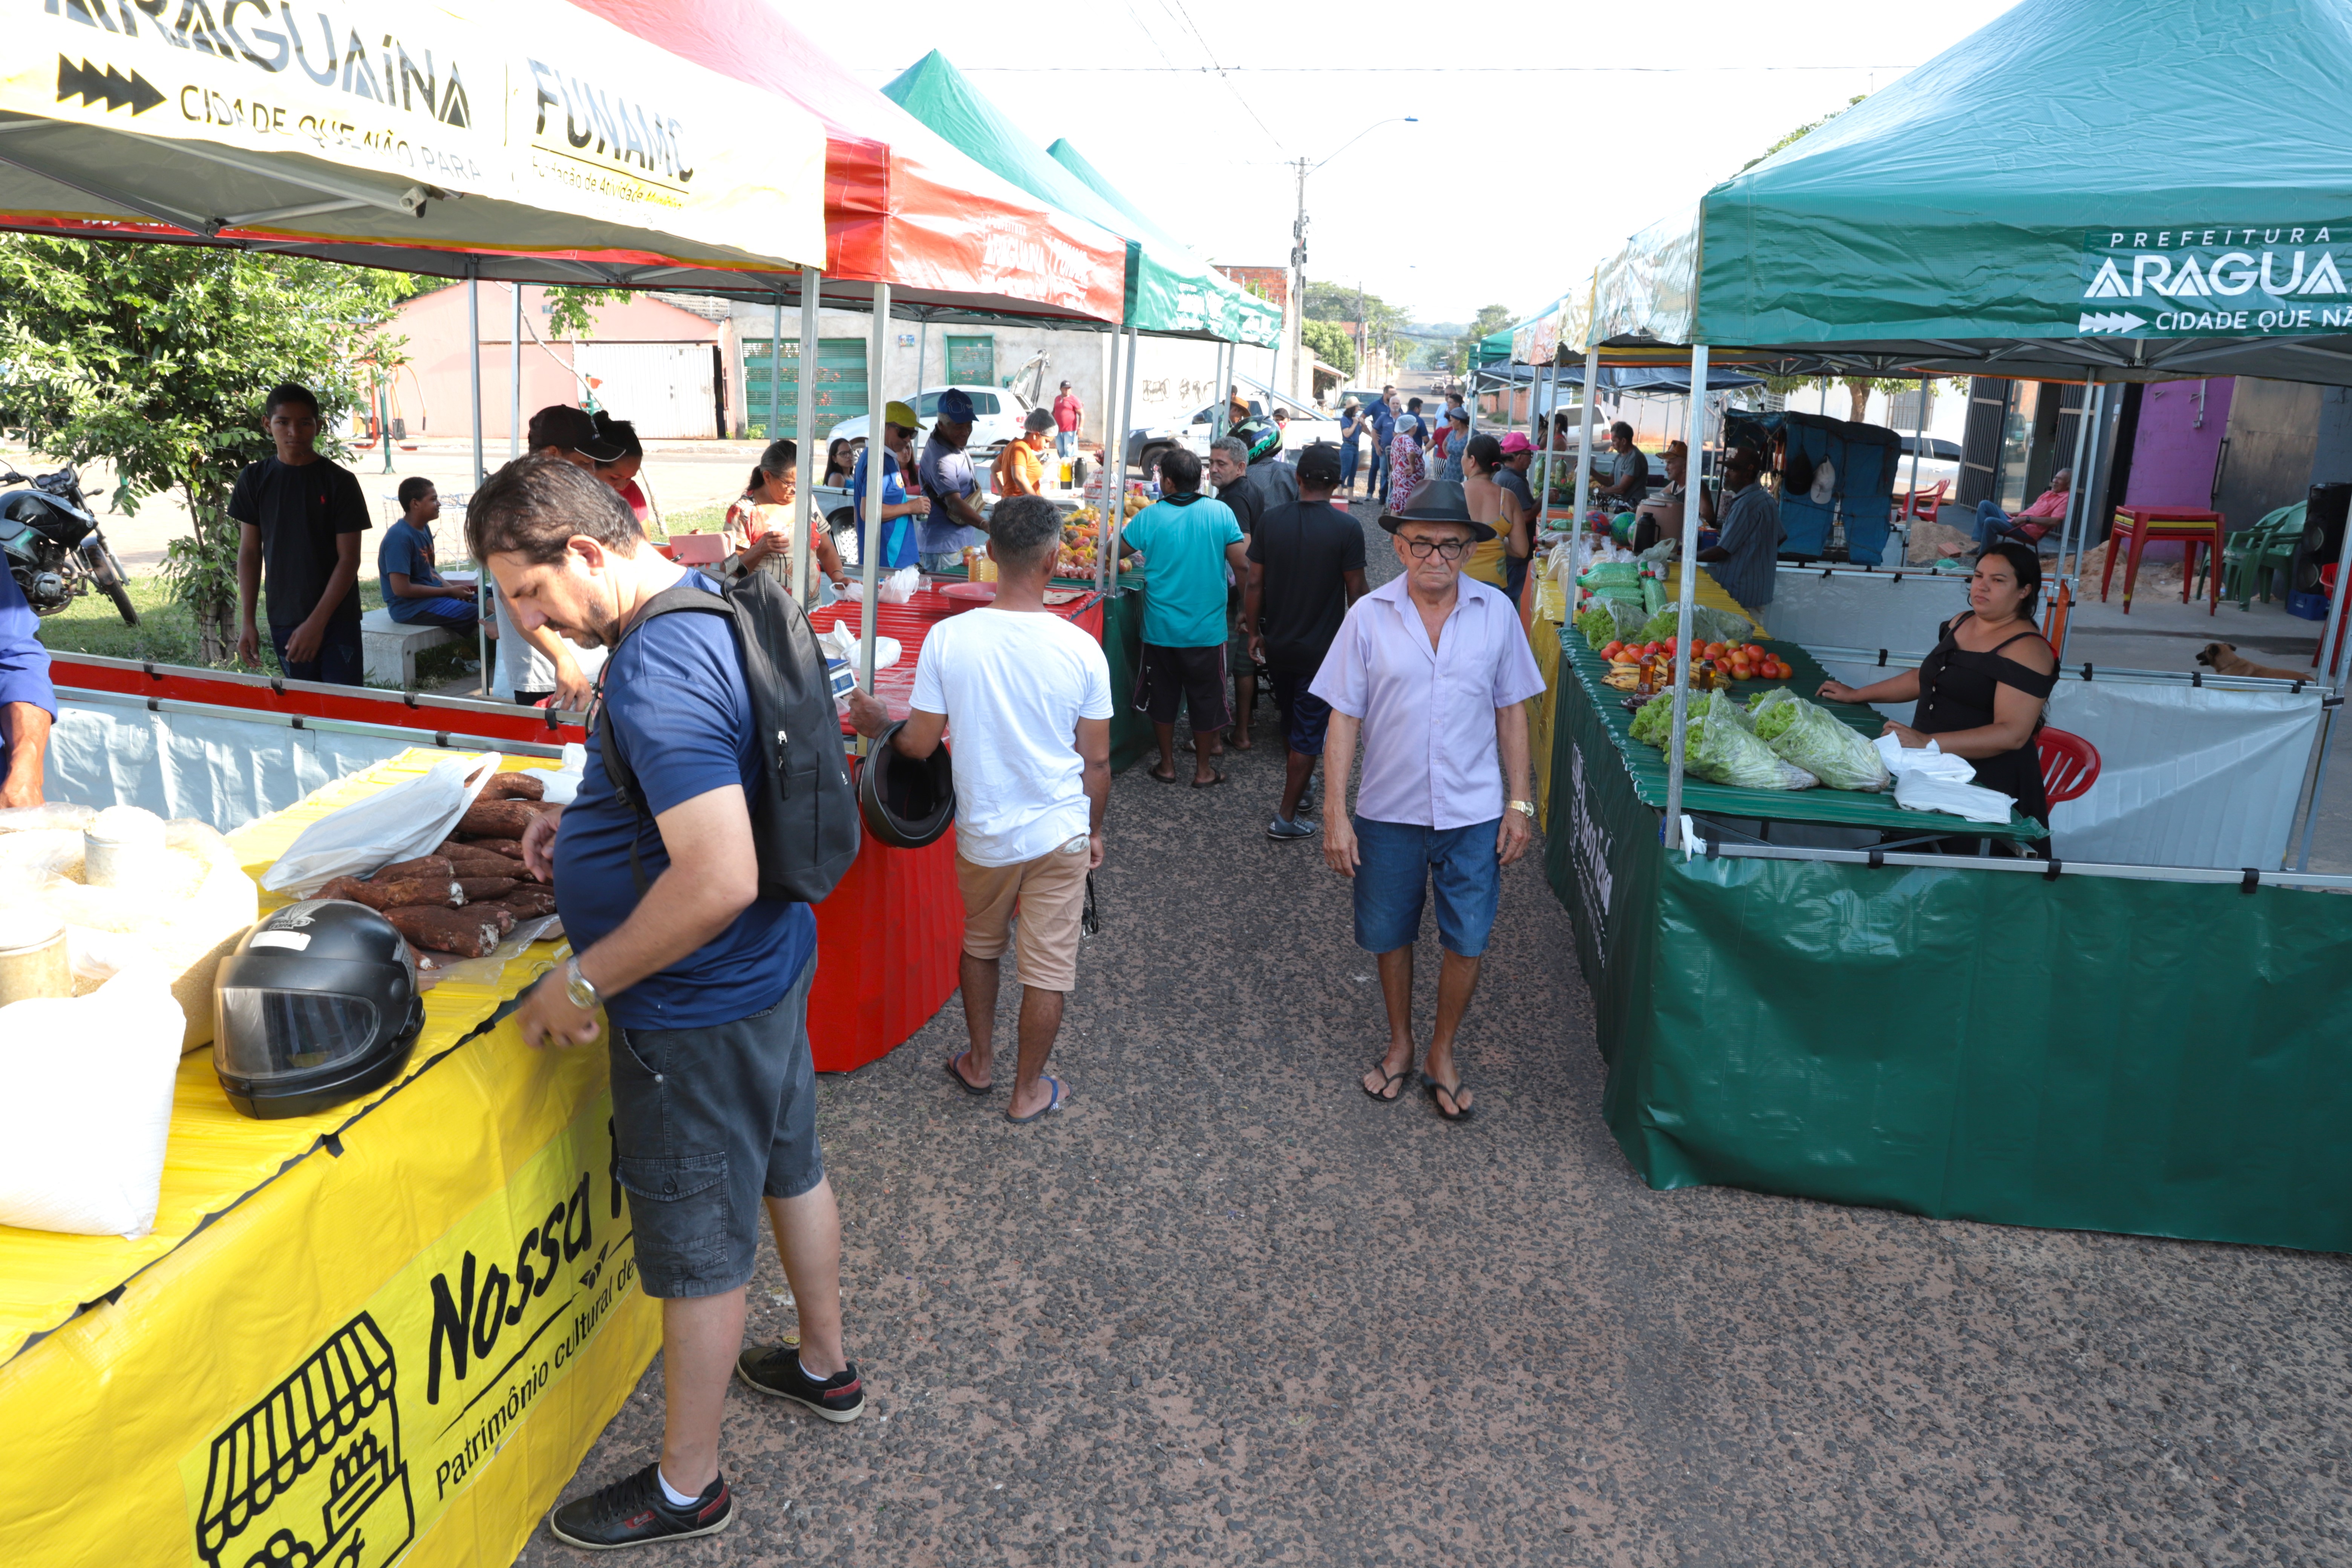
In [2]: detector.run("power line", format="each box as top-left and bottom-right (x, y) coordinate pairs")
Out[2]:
(858, 63), (1916, 74)
(1149, 0), (1288, 153)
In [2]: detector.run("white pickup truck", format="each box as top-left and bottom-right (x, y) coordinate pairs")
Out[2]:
(1123, 372), (1344, 478)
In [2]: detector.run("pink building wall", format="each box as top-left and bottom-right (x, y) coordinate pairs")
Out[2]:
(386, 285), (726, 443)
(2124, 377), (2232, 509)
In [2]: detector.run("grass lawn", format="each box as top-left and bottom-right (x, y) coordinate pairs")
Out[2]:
(34, 574), (482, 691)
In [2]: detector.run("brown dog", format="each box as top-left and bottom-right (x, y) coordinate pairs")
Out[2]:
(2196, 642), (2308, 681)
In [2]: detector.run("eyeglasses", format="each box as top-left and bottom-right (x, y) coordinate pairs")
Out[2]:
(1402, 537), (1468, 560)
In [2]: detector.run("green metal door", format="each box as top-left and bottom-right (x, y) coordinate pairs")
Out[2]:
(741, 337), (869, 441)
(944, 334), (995, 386)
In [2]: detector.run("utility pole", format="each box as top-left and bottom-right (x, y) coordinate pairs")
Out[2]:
(1290, 156), (1309, 406)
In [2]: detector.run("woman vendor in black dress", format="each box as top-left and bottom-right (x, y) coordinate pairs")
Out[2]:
(1816, 541), (2058, 825)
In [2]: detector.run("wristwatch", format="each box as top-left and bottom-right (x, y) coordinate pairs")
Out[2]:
(562, 955), (601, 1012)
(1508, 799), (1538, 819)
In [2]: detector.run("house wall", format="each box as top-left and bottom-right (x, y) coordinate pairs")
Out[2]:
(389, 284), (729, 443)
(720, 302), (1261, 446)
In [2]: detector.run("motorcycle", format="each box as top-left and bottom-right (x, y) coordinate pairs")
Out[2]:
(1, 465), (137, 625)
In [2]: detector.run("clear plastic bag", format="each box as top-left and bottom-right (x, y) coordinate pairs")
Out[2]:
(1758, 699), (1891, 792)
(260, 751), (504, 894)
(1684, 690), (1818, 790)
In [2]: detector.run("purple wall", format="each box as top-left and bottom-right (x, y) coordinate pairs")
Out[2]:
(2125, 378), (2232, 508)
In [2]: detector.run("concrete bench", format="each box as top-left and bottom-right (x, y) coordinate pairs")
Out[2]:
(361, 608), (456, 689)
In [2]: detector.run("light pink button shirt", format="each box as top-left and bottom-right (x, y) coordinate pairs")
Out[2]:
(1310, 573), (1548, 829)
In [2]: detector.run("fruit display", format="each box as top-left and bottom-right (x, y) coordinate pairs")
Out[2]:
(1594, 635), (1795, 686)
(1056, 504), (1140, 576)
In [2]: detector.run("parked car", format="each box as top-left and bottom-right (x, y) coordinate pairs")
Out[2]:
(1891, 434), (1963, 499)
(828, 384), (1030, 463)
(1122, 373), (1344, 478)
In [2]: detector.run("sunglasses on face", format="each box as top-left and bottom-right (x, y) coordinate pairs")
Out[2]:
(1403, 537), (1468, 560)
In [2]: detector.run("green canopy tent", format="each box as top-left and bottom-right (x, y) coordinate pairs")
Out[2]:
(882, 49), (1281, 596)
(1540, 0), (2352, 1253)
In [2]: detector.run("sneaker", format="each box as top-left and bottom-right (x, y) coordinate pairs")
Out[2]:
(736, 1345), (866, 1422)
(547, 1464), (732, 1550)
(1266, 815), (1318, 841)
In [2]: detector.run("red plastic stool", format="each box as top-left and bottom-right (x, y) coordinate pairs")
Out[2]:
(2037, 727), (2101, 806)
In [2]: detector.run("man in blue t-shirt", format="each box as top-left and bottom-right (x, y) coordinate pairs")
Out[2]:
(377, 478), (479, 634)
(848, 400), (931, 573)
(467, 457), (860, 1551)
(1370, 387), (1399, 504)
(1119, 445), (1247, 786)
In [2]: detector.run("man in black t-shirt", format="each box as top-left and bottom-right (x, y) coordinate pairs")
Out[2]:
(231, 383), (370, 684)
(1243, 442), (1367, 839)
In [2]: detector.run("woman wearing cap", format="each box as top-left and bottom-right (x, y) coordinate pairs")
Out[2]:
(1458, 434), (1532, 597)
(1386, 412), (1427, 516)
(993, 407), (1058, 498)
(724, 438), (848, 591)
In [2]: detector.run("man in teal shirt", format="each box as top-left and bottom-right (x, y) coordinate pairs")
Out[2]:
(1121, 446), (1248, 786)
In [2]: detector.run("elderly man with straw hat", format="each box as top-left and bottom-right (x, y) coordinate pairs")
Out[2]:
(1311, 479), (1546, 1122)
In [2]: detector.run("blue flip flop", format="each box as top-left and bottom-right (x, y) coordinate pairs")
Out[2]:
(945, 1051), (992, 1095)
(1005, 1075), (1066, 1124)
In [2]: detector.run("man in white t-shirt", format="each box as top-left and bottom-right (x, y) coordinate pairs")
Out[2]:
(847, 496), (1112, 1124)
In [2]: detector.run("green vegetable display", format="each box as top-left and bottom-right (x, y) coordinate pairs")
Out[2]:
(1685, 691), (1819, 790)
(1577, 608), (1617, 649)
(1754, 697), (1892, 792)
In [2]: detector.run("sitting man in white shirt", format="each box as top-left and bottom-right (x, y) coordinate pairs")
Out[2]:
(847, 496), (1113, 1124)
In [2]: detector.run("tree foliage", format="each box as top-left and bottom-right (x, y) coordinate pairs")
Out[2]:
(0, 238), (415, 660)
(1742, 93), (1868, 173)
(1301, 318), (1357, 377)
(1302, 279), (1408, 362)
(1438, 303), (1515, 377)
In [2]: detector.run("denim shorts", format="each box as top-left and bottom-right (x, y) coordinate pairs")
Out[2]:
(1267, 670), (1332, 757)
(609, 952), (822, 1298)
(1351, 816), (1504, 957)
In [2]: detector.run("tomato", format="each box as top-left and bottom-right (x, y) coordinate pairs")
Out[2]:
(1600, 642), (1622, 660)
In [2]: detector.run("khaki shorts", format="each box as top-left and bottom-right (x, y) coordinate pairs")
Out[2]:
(957, 837), (1091, 992)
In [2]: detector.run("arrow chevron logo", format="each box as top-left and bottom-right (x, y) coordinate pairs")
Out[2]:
(2078, 311), (2147, 335)
(55, 56), (164, 117)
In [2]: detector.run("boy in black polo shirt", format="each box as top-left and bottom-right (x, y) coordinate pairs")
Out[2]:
(232, 383), (370, 684)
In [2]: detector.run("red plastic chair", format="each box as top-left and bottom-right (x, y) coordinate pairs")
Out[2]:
(1901, 478), (1948, 521)
(2037, 727), (2100, 805)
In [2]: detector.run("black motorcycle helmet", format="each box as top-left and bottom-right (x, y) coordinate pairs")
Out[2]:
(213, 899), (425, 1120)
(856, 721), (956, 850)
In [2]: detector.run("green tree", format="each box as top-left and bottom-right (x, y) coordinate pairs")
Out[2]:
(1441, 303), (1514, 377)
(1301, 318), (1357, 377)
(1743, 93), (1868, 172)
(1302, 279), (1408, 364)
(0, 239), (415, 662)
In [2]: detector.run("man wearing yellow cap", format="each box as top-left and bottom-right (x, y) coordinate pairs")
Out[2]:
(848, 401), (933, 572)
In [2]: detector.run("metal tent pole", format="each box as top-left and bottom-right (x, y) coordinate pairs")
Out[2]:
(1096, 327), (1123, 594)
(1905, 374), (1926, 543)
(2315, 488), (2352, 685)
(1107, 325), (1141, 593)
(508, 285), (522, 463)
(2056, 384), (2106, 664)
(857, 280), (889, 741)
(1571, 346), (1601, 563)
(2053, 378), (2095, 612)
(791, 268), (821, 606)
(466, 265), (488, 693)
(1661, 343), (1710, 851)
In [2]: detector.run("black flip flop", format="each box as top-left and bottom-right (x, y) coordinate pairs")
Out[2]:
(945, 1052), (992, 1095)
(1191, 770), (1227, 789)
(1362, 1065), (1410, 1103)
(1423, 1072), (1475, 1121)
(1149, 766), (1181, 784)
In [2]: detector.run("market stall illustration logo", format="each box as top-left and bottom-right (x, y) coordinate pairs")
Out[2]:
(2078, 225), (2352, 336)
(194, 1314), (414, 1568)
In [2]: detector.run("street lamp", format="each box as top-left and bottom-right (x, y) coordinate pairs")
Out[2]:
(1292, 116), (1416, 403)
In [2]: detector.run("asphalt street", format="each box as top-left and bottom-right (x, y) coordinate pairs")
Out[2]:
(519, 493), (2350, 1567)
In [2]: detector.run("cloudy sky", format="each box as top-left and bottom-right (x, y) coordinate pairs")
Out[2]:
(789, 0), (2023, 330)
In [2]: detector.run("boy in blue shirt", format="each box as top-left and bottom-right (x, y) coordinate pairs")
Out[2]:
(378, 478), (480, 634)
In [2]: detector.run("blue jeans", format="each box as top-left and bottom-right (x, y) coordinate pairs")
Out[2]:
(1367, 444), (1390, 501)
(1351, 816), (1504, 957)
(1340, 440), (1361, 491)
(270, 619), (364, 686)
(1056, 430), (1076, 459)
(397, 595), (480, 635)
(1974, 500), (2012, 548)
